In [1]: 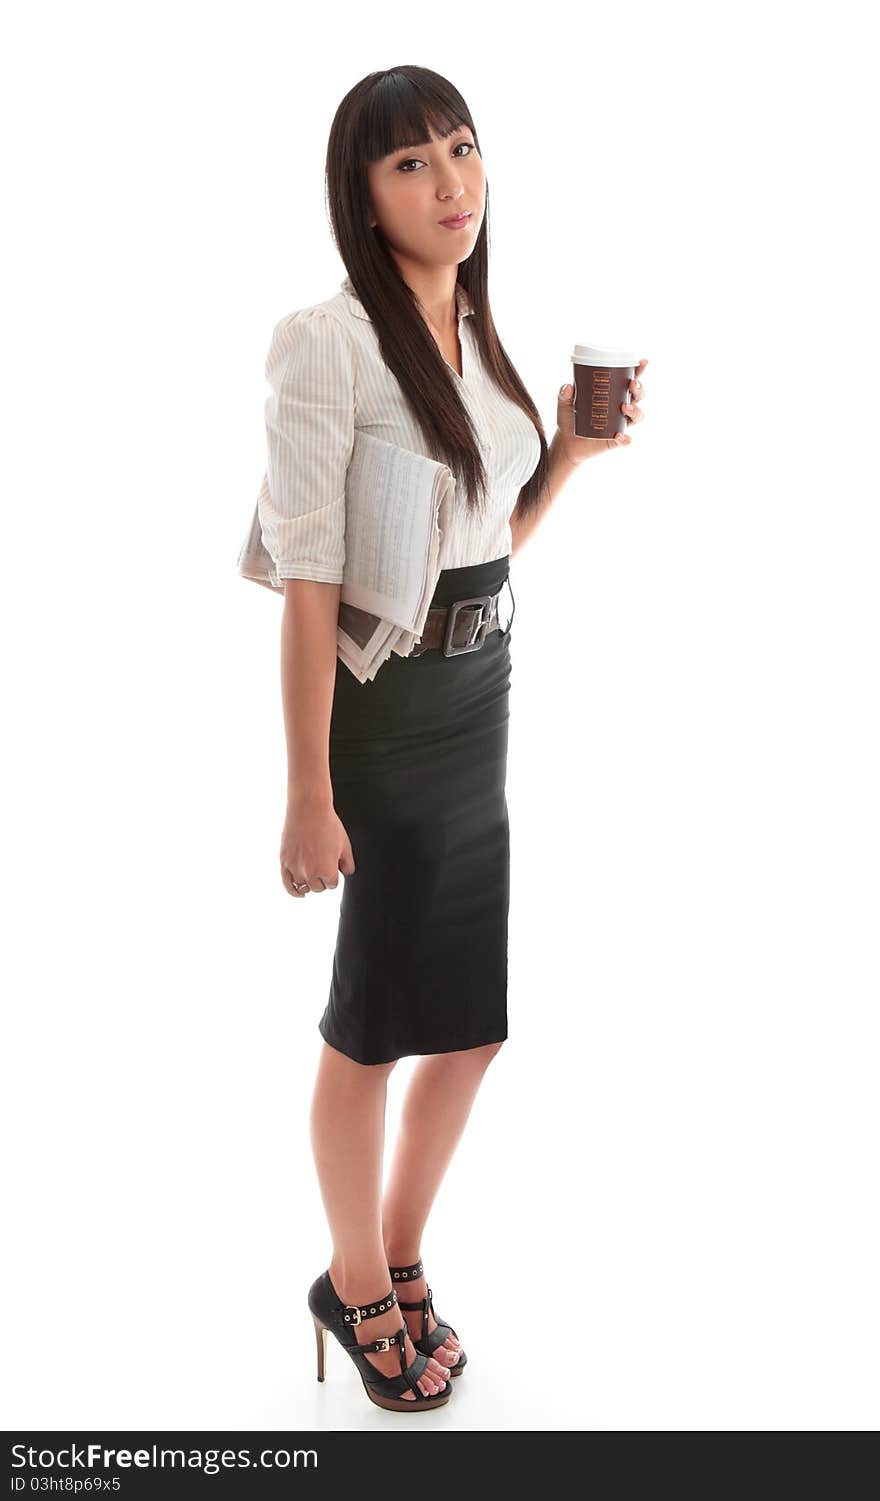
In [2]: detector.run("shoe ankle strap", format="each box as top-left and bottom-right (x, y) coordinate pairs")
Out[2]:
(353, 1327), (408, 1357)
(388, 1258), (424, 1282)
(341, 1287), (398, 1326)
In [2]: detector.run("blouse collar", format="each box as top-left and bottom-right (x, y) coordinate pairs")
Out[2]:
(340, 274), (474, 322)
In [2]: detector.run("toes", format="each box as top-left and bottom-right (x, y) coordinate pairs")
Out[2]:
(409, 1374), (448, 1398)
(427, 1339), (460, 1367)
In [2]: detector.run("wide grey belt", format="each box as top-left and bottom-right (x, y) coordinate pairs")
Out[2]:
(408, 580), (513, 657)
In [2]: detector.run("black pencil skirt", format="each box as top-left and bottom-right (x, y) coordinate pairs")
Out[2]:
(318, 554), (514, 1066)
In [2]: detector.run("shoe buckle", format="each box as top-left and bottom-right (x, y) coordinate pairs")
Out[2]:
(443, 594), (493, 656)
(344, 1305), (362, 1325)
(373, 1336), (391, 1352)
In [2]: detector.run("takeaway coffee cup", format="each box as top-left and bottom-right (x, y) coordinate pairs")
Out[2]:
(571, 344), (638, 440)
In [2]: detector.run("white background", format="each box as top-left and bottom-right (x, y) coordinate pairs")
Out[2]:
(3, 0), (877, 1432)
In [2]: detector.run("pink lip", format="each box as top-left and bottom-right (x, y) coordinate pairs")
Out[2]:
(438, 212), (471, 227)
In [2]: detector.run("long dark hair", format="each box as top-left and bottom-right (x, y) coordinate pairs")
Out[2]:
(324, 65), (549, 520)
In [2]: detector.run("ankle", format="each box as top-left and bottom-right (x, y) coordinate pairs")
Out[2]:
(328, 1256), (395, 1306)
(383, 1242), (423, 1270)
(394, 1270), (426, 1295)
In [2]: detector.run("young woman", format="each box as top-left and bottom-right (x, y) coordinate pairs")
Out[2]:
(253, 66), (646, 1413)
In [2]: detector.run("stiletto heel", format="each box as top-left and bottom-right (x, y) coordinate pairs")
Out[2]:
(388, 1258), (468, 1377)
(311, 1311), (328, 1382)
(307, 1269), (453, 1412)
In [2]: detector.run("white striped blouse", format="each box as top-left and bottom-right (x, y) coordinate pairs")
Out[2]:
(254, 275), (542, 586)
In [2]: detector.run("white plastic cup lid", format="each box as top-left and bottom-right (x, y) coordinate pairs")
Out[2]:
(572, 343), (638, 367)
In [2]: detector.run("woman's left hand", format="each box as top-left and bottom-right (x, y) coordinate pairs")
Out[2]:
(555, 358), (648, 464)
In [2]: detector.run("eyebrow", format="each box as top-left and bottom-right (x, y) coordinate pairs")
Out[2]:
(392, 127), (471, 153)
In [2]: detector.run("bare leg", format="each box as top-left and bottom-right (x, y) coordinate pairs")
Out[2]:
(382, 1040), (505, 1367)
(310, 1040), (451, 1398)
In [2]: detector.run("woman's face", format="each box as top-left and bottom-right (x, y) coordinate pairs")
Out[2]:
(366, 124), (485, 269)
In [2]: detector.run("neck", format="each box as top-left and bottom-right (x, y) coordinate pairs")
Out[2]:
(393, 257), (460, 335)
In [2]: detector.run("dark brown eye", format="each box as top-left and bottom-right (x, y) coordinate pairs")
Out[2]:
(397, 142), (476, 172)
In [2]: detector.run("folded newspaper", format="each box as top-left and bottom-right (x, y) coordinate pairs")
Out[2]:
(237, 430), (457, 682)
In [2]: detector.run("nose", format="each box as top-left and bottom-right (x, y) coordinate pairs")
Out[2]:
(437, 168), (466, 199)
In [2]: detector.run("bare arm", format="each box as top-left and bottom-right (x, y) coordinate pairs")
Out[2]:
(510, 371), (644, 555)
(509, 430), (581, 557)
(281, 579), (341, 804)
(279, 579), (355, 897)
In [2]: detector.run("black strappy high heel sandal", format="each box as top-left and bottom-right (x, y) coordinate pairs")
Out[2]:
(307, 1269), (454, 1412)
(388, 1258), (468, 1377)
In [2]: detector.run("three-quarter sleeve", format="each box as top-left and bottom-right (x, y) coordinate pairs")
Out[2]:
(259, 306), (356, 584)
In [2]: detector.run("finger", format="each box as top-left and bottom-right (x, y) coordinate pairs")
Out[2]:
(555, 388), (575, 442)
(557, 382), (575, 428)
(621, 400), (644, 423)
(282, 868), (307, 898)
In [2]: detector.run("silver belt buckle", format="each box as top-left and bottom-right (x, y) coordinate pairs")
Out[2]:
(443, 593), (494, 656)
